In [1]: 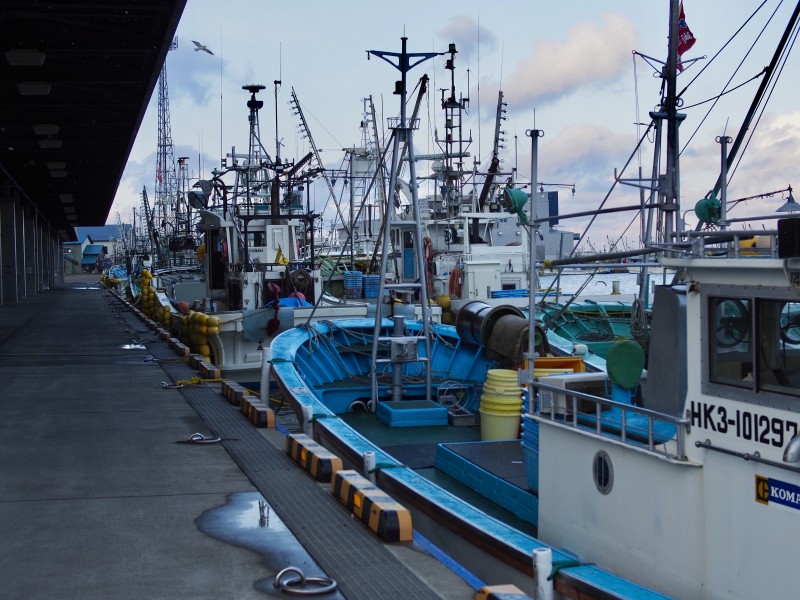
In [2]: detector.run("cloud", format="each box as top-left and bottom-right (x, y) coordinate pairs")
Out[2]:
(538, 123), (636, 196)
(438, 15), (496, 62)
(165, 43), (222, 107)
(510, 123), (652, 243)
(503, 14), (639, 109)
(679, 111), (800, 207)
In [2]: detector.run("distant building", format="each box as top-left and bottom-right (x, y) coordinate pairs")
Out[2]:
(62, 225), (131, 274)
(80, 242), (105, 273)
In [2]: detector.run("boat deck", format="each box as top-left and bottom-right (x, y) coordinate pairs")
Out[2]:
(0, 275), (473, 599)
(340, 412), (539, 534)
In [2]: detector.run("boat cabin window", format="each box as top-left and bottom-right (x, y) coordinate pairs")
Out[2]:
(708, 296), (800, 399)
(247, 232), (265, 247)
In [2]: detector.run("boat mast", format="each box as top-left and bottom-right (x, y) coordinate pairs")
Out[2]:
(662, 0), (682, 251)
(527, 129), (543, 392)
(367, 38), (447, 408)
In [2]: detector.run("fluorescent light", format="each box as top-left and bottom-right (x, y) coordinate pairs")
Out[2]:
(5, 49), (45, 66)
(33, 124), (59, 135)
(17, 81), (51, 95)
(59, 194), (74, 203)
(49, 170), (68, 178)
(46, 161), (66, 169)
(38, 139), (62, 149)
(63, 206), (76, 214)
(66, 214), (77, 222)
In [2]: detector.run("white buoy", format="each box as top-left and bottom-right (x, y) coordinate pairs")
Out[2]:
(572, 343), (588, 356)
(260, 346), (272, 401)
(534, 547), (554, 600)
(301, 404), (314, 436)
(363, 451), (376, 483)
(612, 280), (621, 294)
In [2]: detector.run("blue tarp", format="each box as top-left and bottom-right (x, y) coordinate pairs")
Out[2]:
(271, 296), (312, 308)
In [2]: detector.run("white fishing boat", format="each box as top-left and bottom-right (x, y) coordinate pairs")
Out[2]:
(127, 83), (368, 384)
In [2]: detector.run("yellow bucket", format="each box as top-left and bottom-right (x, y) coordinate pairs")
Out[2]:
(480, 408), (521, 440)
(480, 400), (523, 413)
(485, 369), (521, 392)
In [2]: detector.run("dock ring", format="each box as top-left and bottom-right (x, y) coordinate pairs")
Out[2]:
(274, 566), (337, 596)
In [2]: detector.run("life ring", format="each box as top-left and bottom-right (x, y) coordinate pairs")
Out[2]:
(423, 236), (434, 262)
(448, 266), (461, 298)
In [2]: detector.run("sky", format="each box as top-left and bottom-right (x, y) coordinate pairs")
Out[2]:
(109, 0), (800, 251)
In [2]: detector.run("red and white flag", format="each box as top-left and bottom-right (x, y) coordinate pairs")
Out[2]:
(677, 2), (696, 72)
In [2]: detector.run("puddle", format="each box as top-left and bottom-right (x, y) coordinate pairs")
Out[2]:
(73, 286), (101, 290)
(120, 343), (147, 350)
(196, 491), (344, 597)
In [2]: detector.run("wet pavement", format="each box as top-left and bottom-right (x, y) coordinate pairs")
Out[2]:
(0, 275), (474, 599)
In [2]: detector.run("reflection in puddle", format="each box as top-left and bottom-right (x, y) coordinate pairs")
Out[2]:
(74, 286), (100, 290)
(120, 343), (146, 350)
(196, 492), (344, 597)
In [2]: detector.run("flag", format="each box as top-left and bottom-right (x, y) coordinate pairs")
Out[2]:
(677, 2), (696, 72)
(156, 162), (163, 184)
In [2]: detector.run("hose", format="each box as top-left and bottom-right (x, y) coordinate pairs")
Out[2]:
(273, 566), (337, 596)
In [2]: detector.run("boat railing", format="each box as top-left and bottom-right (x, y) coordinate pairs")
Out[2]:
(680, 229), (779, 259)
(151, 256), (203, 271)
(462, 251), (530, 272)
(386, 116), (420, 130)
(532, 379), (691, 461)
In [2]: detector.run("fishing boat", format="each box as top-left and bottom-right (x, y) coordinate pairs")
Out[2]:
(120, 83), (369, 384)
(269, 3), (800, 597)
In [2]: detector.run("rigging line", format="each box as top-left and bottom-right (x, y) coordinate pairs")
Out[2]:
(677, 0), (771, 99)
(567, 121), (656, 261)
(681, 1), (779, 153)
(315, 154), (349, 245)
(293, 96), (344, 150)
(728, 16), (800, 186)
(680, 71), (765, 111)
(613, 210), (641, 248)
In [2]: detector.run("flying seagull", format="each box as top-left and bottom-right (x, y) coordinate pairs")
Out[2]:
(191, 40), (214, 55)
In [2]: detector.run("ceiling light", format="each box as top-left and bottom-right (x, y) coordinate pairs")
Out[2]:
(5, 49), (45, 66)
(59, 194), (74, 203)
(66, 214), (77, 222)
(49, 170), (68, 178)
(33, 124), (59, 135)
(38, 139), (62, 149)
(63, 206), (76, 214)
(17, 81), (51, 95)
(46, 161), (66, 169)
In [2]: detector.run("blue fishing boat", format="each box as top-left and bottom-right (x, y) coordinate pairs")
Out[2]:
(270, 3), (800, 597)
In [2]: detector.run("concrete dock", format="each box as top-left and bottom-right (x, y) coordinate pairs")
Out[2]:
(0, 275), (475, 599)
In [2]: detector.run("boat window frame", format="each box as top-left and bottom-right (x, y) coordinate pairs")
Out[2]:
(701, 283), (800, 410)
